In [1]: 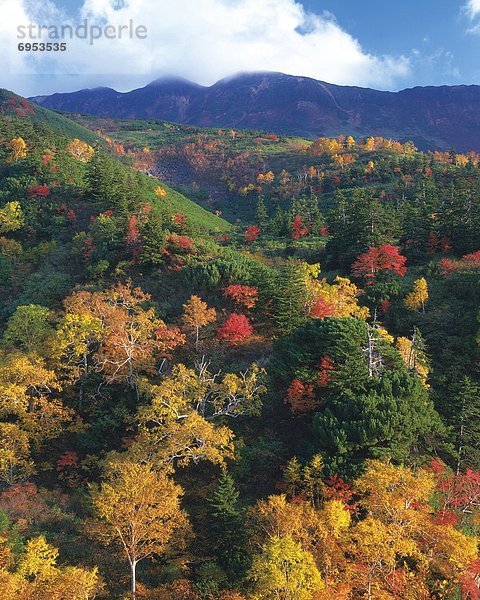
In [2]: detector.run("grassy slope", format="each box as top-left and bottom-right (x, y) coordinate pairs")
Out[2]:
(0, 90), (101, 146)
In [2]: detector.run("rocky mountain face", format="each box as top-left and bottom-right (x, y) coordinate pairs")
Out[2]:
(30, 72), (480, 151)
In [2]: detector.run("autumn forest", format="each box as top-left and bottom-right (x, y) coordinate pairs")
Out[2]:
(0, 88), (479, 600)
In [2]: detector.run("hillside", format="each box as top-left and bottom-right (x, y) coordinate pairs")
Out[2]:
(31, 71), (480, 151)
(0, 90), (480, 599)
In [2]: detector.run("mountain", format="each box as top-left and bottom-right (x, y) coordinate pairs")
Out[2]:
(30, 72), (480, 151)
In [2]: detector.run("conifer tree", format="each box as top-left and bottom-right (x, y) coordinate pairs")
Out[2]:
(274, 260), (307, 334)
(207, 471), (248, 580)
(452, 376), (480, 472)
(256, 194), (268, 229)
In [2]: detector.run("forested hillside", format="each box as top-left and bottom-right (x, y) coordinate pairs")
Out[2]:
(0, 90), (480, 599)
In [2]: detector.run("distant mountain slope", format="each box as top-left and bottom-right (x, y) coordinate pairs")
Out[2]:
(31, 72), (480, 151)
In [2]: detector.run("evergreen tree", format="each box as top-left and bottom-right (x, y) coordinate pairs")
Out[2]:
(328, 189), (396, 267)
(85, 152), (119, 204)
(314, 369), (443, 478)
(452, 376), (480, 472)
(273, 260), (308, 334)
(267, 206), (289, 237)
(207, 471), (249, 581)
(256, 194), (268, 229)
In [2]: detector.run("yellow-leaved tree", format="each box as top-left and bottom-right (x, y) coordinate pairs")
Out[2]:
(67, 138), (94, 162)
(0, 351), (71, 471)
(404, 277), (429, 312)
(61, 283), (185, 389)
(0, 535), (101, 599)
(132, 361), (265, 468)
(6, 137), (27, 164)
(396, 330), (430, 387)
(91, 460), (188, 600)
(249, 535), (324, 600)
(0, 202), (23, 235)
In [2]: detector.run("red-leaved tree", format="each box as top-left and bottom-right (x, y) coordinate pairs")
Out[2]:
(351, 244), (407, 282)
(223, 285), (258, 309)
(284, 378), (318, 415)
(216, 313), (253, 344)
(244, 225), (260, 243)
(292, 215), (309, 239)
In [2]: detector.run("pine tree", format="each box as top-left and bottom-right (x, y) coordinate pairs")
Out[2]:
(452, 377), (480, 472)
(268, 206), (289, 237)
(274, 260), (308, 334)
(256, 194), (268, 229)
(207, 471), (249, 580)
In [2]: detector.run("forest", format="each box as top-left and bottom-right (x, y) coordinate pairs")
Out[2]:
(0, 88), (479, 599)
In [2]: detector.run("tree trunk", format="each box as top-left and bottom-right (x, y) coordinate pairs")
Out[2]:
(130, 560), (137, 600)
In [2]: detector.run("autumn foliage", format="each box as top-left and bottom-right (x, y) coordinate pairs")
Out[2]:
(223, 285), (258, 309)
(217, 313), (253, 344)
(352, 244), (407, 281)
(244, 225), (260, 242)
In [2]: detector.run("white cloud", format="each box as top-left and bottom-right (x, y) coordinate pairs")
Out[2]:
(465, 0), (480, 18)
(0, 0), (411, 96)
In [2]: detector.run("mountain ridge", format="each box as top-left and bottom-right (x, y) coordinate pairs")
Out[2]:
(30, 71), (480, 151)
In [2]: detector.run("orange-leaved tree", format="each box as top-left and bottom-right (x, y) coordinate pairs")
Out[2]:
(182, 295), (216, 351)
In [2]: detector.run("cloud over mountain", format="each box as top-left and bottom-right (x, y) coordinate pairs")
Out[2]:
(0, 0), (410, 95)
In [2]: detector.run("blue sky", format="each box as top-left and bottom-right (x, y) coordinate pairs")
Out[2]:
(1, 0), (480, 96)
(302, 0), (474, 87)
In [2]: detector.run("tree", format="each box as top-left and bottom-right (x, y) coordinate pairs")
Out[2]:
(133, 362), (265, 468)
(0, 351), (69, 446)
(217, 314), (253, 344)
(125, 214), (141, 247)
(0, 202), (23, 235)
(207, 471), (248, 579)
(328, 189), (395, 267)
(91, 460), (188, 600)
(0, 533), (100, 599)
(396, 330), (430, 387)
(223, 285), (258, 310)
(3, 305), (52, 354)
(451, 377), (480, 472)
(182, 295), (216, 351)
(352, 244), (407, 282)
(284, 379), (317, 416)
(404, 277), (429, 312)
(322, 500), (351, 537)
(274, 260), (308, 334)
(67, 138), (94, 162)
(256, 195), (268, 229)
(345, 135), (355, 149)
(314, 369), (442, 477)
(0, 423), (34, 485)
(53, 312), (104, 408)
(244, 226), (260, 243)
(249, 536), (323, 600)
(63, 283), (184, 388)
(292, 215), (309, 239)
(6, 137), (27, 163)
(308, 276), (369, 320)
